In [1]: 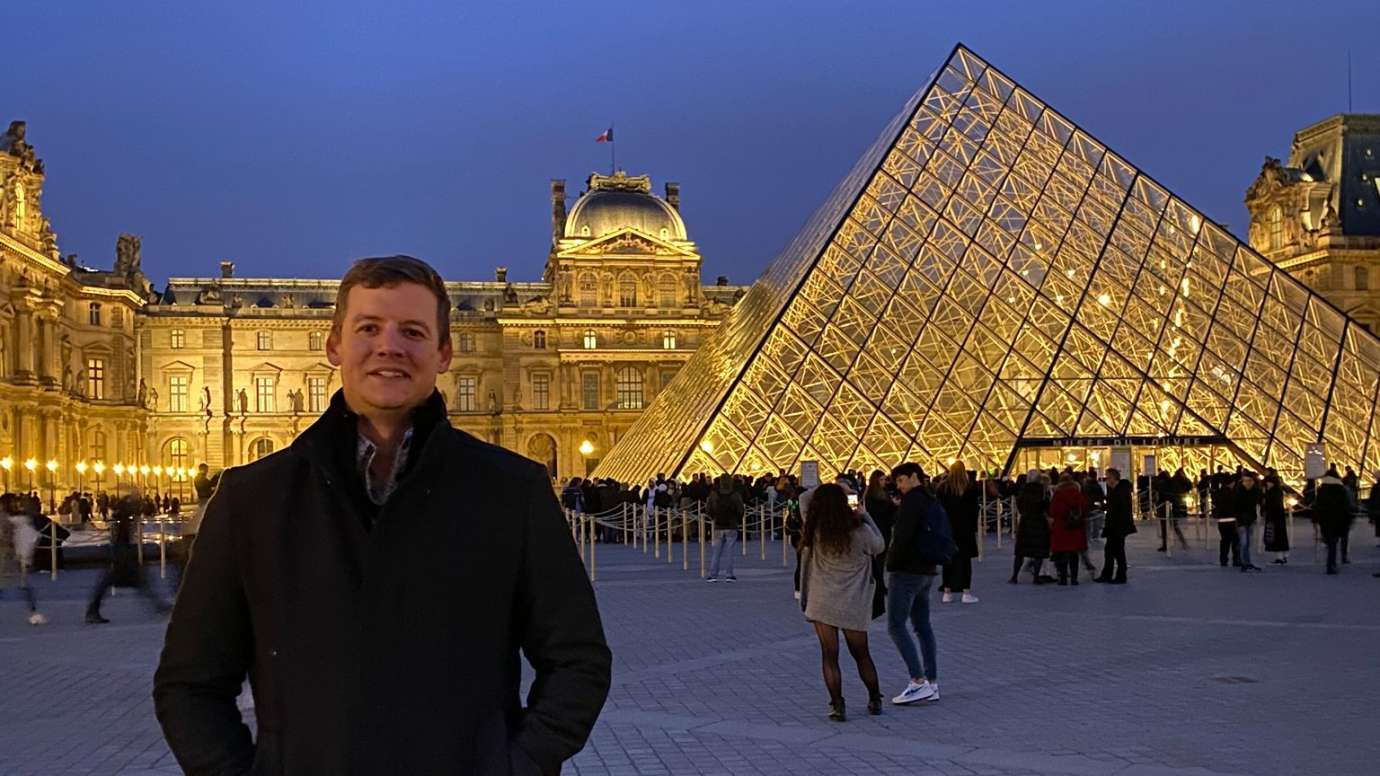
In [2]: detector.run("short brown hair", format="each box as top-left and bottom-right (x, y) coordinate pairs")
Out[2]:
(333, 255), (451, 343)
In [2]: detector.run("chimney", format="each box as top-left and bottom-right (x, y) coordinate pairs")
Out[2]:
(550, 179), (567, 243)
(219, 260), (235, 279)
(716, 275), (729, 286)
(495, 266), (508, 283)
(665, 181), (680, 211)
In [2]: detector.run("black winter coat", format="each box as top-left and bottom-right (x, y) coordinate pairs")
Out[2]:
(153, 391), (611, 776)
(1102, 479), (1137, 540)
(936, 482), (980, 559)
(1014, 482), (1050, 559)
(1314, 476), (1353, 541)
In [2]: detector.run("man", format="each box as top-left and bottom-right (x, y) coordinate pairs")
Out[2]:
(1232, 471), (1263, 572)
(1212, 471), (1240, 568)
(885, 462), (942, 706)
(154, 256), (611, 775)
(86, 490), (170, 623)
(1094, 468), (1135, 584)
(1314, 467), (1352, 574)
(705, 472), (744, 582)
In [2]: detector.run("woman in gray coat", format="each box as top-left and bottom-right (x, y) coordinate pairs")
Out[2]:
(800, 482), (886, 721)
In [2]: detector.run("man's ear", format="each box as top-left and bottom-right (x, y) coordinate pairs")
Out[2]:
(326, 329), (343, 367)
(436, 336), (453, 373)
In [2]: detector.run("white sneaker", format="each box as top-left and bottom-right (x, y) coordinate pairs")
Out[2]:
(891, 680), (937, 705)
(961, 593), (979, 604)
(28, 612), (48, 626)
(928, 682), (940, 702)
(706, 577), (718, 583)
(941, 592), (954, 603)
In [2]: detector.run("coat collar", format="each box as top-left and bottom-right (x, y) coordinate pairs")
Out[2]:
(292, 388), (450, 483)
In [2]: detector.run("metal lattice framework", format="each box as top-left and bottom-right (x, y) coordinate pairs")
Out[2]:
(594, 44), (1380, 487)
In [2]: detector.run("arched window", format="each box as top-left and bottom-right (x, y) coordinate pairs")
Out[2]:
(582, 329), (597, 349)
(662, 330), (677, 349)
(657, 274), (677, 308)
(249, 438), (275, 462)
(309, 331), (323, 351)
(164, 437), (189, 473)
(1356, 265), (1369, 291)
(90, 429), (107, 462)
(578, 273), (598, 307)
(615, 367), (644, 409)
(618, 274), (638, 307)
(1268, 205), (1283, 250)
(533, 330), (546, 349)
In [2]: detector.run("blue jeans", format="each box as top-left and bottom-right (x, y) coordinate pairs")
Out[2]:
(886, 572), (937, 682)
(1237, 523), (1254, 567)
(709, 529), (737, 578)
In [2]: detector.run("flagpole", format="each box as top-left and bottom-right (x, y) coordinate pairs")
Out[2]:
(610, 122), (616, 174)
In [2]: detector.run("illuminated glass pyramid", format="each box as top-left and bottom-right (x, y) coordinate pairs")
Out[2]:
(595, 44), (1380, 486)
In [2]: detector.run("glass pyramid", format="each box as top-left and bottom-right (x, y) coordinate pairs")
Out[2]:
(595, 44), (1380, 488)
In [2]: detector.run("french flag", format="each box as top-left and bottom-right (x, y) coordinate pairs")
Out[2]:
(595, 127), (613, 143)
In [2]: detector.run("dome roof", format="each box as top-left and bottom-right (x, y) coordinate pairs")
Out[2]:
(564, 171), (687, 241)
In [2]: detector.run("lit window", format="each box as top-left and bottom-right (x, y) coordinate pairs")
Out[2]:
(619, 276), (638, 307)
(532, 373), (550, 410)
(249, 438), (274, 462)
(255, 376), (275, 412)
(88, 303), (101, 326)
(170, 329), (185, 349)
(87, 357), (106, 399)
(457, 376), (477, 411)
(581, 373), (600, 410)
(257, 331), (272, 351)
(165, 437), (188, 471)
(615, 367), (644, 410)
(309, 331), (323, 351)
(169, 375), (189, 412)
(533, 330), (546, 349)
(458, 332), (475, 353)
(91, 429), (107, 462)
(307, 376), (327, 412)
(662, 330), (677, 349)
(583, 330), (597, 349)
(1268, 206), (1283, 250)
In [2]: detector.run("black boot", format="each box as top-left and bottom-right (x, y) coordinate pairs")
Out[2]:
(828, 699), (846, 722)
(867, 695), (882, 716)
(85, 610), (110, 625)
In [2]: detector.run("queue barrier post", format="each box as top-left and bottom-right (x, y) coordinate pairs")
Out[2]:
(588, 514), (596, 582)
(654, 507), (661, 559)
(50, 519), (59, 581)
(699, 507), (707, 579)
(159, 519), (168, 580)
(760, 505), (767, 560)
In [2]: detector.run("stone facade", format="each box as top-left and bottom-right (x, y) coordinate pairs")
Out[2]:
(1, 129), (747, 489)
(1244, 114), (1380, 330)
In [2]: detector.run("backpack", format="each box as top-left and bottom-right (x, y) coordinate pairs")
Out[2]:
(913, 496), (958, 565)
(1064, 501), (1084, 530)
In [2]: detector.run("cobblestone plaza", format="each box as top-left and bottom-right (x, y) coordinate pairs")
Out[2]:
(2, 521), (1376, 775)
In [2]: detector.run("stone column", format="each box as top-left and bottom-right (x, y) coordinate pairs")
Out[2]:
(38, 314), (59, 387)
(12, 303), (36, 382)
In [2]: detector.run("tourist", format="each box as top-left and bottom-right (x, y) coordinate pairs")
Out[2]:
(1314, 467), (1351, 575)
(1, 493), (46, 625)
(1012, 470), (1052, 584)
(1232, 471), (1263, 572)
(154, 256), (610, 774)
(1048, 473), (1089, 585)
(799, 482), (886, 721)
(85, 491), (171, 624)
(1213, 472), (1240, 568)
(935, 461), (980, 604)
(884, 462), (944, 706)
(1262, 473), (1290, 564)
(1095, 468), (1134, 584)
(705, 472), (744, 582)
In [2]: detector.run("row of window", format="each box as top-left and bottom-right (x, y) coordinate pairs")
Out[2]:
(85, 303), (125, 328)
(577, 273), (681, 308)
(159, 329), (679, 352)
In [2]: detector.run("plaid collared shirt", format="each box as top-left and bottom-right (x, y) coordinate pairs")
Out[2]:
(356, 428), (414, 506)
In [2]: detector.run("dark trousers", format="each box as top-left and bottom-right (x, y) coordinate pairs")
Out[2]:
(1102, 535), (1127, 581)
(1325, 537), (1340, 571)
(1159, 517), (1188, 549)
(942, 554), (973, 592)
(1053, 552), (1080, 582)
(1217, 521), (1240, 566)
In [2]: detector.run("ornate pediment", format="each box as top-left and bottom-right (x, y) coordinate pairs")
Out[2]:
(558, 227), (696, 259)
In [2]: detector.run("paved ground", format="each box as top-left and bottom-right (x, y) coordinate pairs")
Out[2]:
(1, 516), (1377, 775)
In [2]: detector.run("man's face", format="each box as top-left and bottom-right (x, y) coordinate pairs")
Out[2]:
(327, 283), (452, 416)
(1105, 471), (1119, 487)
(894, 473), (921, 493)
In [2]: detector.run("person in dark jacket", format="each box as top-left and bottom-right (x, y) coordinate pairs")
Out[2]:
(1314, 468), (1352, 574)
(1261, 474), (1290, 564)
(153, 256), (610, 776)
(1012, 471), (1052, 584)
(884, 462), (942, 706)
(935, 462), (980, 604)
(1232, 472), (1263, 572)
(86, 491), (170, 623)
(1212, 472), (1240, 567)
(1094, 468), (1135, 583)
(705, 472), (745, 582)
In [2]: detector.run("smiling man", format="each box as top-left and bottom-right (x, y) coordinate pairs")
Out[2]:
(153, 256), (611, 775)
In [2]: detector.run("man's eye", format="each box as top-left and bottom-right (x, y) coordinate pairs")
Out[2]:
(358, 324), (377, 334)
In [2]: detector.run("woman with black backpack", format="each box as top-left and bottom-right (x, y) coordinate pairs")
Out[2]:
(1048, 473), (1090, 585)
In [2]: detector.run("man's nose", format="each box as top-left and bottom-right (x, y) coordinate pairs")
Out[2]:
(374, 326), (407, 355)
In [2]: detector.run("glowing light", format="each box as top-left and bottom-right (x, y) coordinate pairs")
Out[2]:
(23, 458), (36, 472)
(578, 440), (595, 456)
(45, 459), (57, 473)
(113, 463), (125, 476)
(93, 462), (105, 475)
(699, 440), (714, 454)
(1189, 214), (1201, 234)
(75, 461), (88, 474)
(1097, 293), (1112, 306)
(0, 457), (11, 471)
(152, 465), (162, 476)
(139, 464), (150, 476)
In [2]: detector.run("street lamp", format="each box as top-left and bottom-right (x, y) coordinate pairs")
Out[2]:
(24, 458), (37, 492)
(579, 440), (595, 476)
(177, 467), (189, 502)
(93, 461), (105, 497)
(45, 459), (57, 514)
(139, 464), (151, 495)
(113, 463), (125, 497)
(152, 465), (162, 499)
(0, 456), (11, 493)
(75, 460), (88, 494)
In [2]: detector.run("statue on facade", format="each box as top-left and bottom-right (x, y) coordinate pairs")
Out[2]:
(137, 378), (148, 408)
(114, 233), (142, 278)
(147, 385), (158, 411)
(289, 388), (304, 414)
(62, 363), (73, 392)
(0, 121), (40, 171)
(236, 388), (249, 415)
(488, 390), (499, 414)
(74, 367), (86, 397)
(196, 286), (222, 305)
(39, 217), (57, 256)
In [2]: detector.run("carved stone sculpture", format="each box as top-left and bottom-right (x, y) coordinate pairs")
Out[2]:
(114, 233), (142, 277)
(237, 388), (248, 415)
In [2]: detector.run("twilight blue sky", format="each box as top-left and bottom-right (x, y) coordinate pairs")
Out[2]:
(7, 1), (1379, 286)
